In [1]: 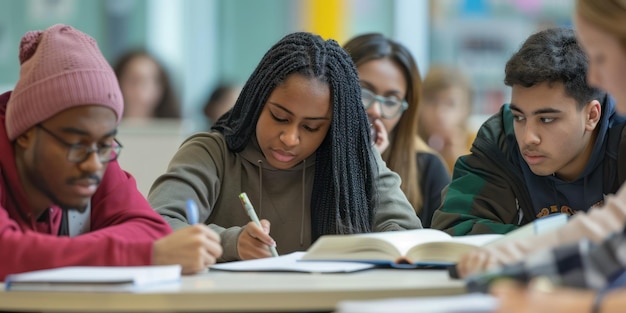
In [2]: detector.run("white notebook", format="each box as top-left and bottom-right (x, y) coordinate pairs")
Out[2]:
(5, 265), (181, 292)
(335, 293), (498, 313)
(211, 252), (375, 273)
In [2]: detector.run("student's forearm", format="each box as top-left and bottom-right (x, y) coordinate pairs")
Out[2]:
(0, 229), (153, 281)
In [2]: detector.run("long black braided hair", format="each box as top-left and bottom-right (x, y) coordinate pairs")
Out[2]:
(212, 32), (378, 240)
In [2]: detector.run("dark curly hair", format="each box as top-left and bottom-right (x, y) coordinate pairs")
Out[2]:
(504, 27), (604, 109)
(212, 32), (378, 240)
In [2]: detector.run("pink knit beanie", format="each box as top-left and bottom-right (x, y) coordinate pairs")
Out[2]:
(6, 24), (123, 140)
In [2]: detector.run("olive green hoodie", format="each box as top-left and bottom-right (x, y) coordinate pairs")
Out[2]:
(149, 132), (421, 262)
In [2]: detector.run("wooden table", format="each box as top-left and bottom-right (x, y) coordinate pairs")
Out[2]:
(0, 268), (465, 312)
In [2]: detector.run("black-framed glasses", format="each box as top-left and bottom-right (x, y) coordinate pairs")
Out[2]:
(361, 88), (408, 119)
(36, 124), (123, 163)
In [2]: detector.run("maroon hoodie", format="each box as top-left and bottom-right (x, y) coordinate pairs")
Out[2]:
(0, 91), (172, 281)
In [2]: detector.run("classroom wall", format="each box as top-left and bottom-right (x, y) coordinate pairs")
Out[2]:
(0, 0), (148, 91)
(0, 0), (575, 199)
(0, 0), (575, 127)
(0, 0), (403, 133)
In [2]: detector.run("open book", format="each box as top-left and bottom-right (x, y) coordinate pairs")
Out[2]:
(5, 265), (181, 292)
(301, 229), (502, 267)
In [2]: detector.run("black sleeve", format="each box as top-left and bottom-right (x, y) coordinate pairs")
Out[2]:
(417, 152), (451, 228)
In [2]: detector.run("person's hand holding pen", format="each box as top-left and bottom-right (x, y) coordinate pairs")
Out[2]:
(237, 192), (279, 260)
(152, 199), (223, 274)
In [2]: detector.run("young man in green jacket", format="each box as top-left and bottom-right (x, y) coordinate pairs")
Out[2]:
(431, 27), (626, 235)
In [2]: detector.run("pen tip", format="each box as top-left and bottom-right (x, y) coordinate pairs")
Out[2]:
(239, 192), (250, 202)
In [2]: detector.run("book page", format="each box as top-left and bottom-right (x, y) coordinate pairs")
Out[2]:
(485, 213), (568, 247)
(450, 234), (503, 246)
(303, 229), (453, 262)
(211, 252), (374, 273)
(303, 236), (402, 261)
(358, 229), (453, 256)
(406, 234), (502, 264)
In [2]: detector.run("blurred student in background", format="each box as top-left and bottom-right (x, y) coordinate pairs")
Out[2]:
(113, 49), (181, 119)
(418, 65), (475, 174)
(486, 0), (626, 312)
(343, 33), (450, 228)
(203, 83), (240, 129)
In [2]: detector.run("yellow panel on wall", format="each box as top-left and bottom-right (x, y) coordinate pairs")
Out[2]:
(302, 0), (347, 43)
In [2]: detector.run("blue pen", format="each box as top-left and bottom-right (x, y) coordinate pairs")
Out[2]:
(185, 199), (199, 225)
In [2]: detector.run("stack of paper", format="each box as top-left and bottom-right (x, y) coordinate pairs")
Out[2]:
(335, 293), (498, 313)
(5, 265), (181, 292)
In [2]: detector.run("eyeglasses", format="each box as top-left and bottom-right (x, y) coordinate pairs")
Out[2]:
(361, 88), (408, 119)
(36, 124), (123, 163)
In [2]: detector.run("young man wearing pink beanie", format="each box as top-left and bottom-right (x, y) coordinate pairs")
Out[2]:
(0, 24), (222, 281)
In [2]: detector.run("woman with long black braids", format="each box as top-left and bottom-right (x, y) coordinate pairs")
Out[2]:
(149, 32), (421, 262)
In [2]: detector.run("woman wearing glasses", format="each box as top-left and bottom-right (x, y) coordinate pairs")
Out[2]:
(344, 34), (450, 227)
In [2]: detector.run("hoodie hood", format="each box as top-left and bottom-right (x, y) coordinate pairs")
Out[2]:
(577, 95), (619, 178)
(0, 91), (35, 224)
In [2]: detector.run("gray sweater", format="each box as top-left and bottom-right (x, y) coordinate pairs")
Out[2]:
(149, 132), (421, 262)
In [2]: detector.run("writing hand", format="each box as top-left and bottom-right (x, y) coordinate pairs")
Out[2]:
(237, 219), (277, 260)
(152, 224), (223, 274)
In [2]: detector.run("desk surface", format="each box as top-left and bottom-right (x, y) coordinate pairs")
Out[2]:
(0, 269), (465, 312)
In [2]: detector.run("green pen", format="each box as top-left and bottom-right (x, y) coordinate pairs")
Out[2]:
(238, 192), (279, 257)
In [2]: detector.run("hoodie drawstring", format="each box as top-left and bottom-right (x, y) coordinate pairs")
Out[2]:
(300, 159), (306, 246)
(257, 160), (263, 217)
(256, 158), (306, 247)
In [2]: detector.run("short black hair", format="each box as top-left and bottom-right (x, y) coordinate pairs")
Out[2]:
(504, 27), (604, 109)
(213, 32), (378, 240)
